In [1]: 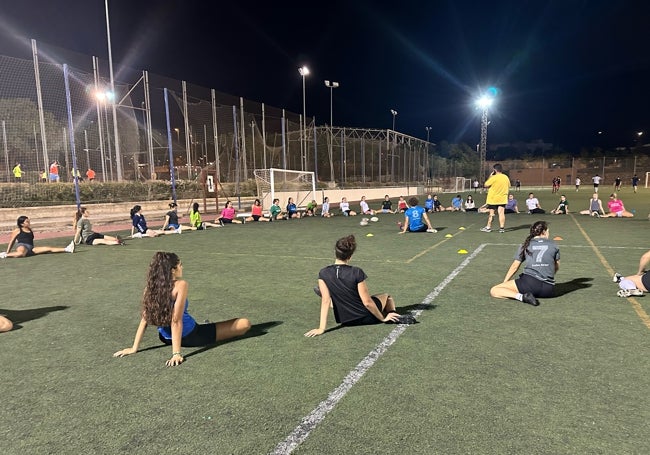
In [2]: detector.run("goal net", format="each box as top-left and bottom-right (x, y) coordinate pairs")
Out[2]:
(453, 177), (472, 193)
(254, 168), (316, 208)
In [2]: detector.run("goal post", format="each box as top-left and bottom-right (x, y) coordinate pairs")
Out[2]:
(453, 177), (471, 193)
(254, 168), (316, 208)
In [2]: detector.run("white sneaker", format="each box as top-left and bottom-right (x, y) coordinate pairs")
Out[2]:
(612, 273), (622, 283)
(426, 228), (437, 233)
(480, 226), (492, 232)
(132, 232), (143, 239)
(176, 226), (182, 234)
(64, 240), (75, 253)
(617, 289), (644, 297)
(0, 252), (7, 259)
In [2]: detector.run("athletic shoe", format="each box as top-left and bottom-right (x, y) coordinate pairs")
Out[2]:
(64, 241), (75, 253)
(498, 228), (506, 233)
(176, 226), (182, 234)
(612, 273), (622, 283)
(480, 226), (492, 232)
(426, 228), (437, 233)
(618, 289), (643, 297)
(522, 292), (540, 306)
(0, 252), (6, 259)
(218, 219), (224, 227)
(132, 232), (143, 238)
(388, 314), (418, 325)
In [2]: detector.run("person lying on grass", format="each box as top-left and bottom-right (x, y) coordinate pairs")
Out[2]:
(305, 235), (414, 337)
(113, 252), (251, 366)
(490, 220), (560, 306)
(612, 249), (650, 298)
(1, 215), (74, 259)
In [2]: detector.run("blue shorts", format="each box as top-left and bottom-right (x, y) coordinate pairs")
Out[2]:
(167, 224), (180, 230)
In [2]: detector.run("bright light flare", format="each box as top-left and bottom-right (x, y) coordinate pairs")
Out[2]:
(475, 95), (494, 110)
(299, 66), (310, 76)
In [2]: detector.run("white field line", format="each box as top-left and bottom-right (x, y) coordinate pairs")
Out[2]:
(270, 244), (487, 455)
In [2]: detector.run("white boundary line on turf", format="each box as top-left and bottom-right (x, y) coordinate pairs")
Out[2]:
(270, 243), (487, 455)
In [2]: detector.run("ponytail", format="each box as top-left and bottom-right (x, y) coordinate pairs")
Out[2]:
(520, 221), (548, 261)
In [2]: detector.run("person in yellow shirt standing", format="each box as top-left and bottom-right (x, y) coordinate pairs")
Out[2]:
(12, 162), (23, 182)
(481, 163), (510, 233)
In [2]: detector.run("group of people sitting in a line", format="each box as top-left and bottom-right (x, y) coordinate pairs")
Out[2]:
(498, 192), (635, 218)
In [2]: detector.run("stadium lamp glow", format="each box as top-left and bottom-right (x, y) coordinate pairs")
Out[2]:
(299, 66), (310, 76)
(475, 95), (494, 110)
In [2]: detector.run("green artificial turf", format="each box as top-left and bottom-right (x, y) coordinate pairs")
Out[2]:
(1, 188), (649, 454)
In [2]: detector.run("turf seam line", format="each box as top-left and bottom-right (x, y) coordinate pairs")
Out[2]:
(270, 243), (487, 455)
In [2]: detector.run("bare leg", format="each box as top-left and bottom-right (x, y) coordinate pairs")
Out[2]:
(32, 246), (67, 254)
(497, 206), (505, 229)
(486, 209), (495, 228)
(373, 293), (396, 313)
(216, 318), (251, 341)
(490, 280), (520, 300)
(626, 275), (648, 292)
(0, 315), (13, 332)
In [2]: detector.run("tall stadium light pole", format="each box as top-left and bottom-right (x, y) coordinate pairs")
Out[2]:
(104, 0), (122, 181)
(299, 66), (309, 171)
(325, 80), (339, 182)
(475, 95), (494, 183)
(390, 109), (397, 181)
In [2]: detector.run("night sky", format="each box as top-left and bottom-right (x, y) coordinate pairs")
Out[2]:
(1, 0), (648, 151)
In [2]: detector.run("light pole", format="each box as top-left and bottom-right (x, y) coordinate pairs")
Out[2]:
(325, 80), (339, 182)
(174, 128), (180, 143)
(475, 94), (494, 183)
(299, 66), (309, 171)
(390, 109), (397, 181)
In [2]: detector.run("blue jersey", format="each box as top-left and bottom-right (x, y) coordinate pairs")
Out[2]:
(424, 198), (434, 210)
(405, 206), (426, 231)
(158, 298), (197, 339)
(132, 213), (148, 233)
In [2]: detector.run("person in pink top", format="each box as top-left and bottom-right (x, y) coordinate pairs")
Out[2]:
(216, 200), (243, 225)
(605, 193), (634, 218)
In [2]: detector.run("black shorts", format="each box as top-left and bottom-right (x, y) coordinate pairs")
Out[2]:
(408, 225), (428, 233)
(515, 273), (554, 298)
(85, 233), (105, 245)
(221, 218), (233, 224)
(158, 323), (217, 347)
(486, 204), (506, 211)
(343, 296), (383, 326)
(641, 272), (650, 292)
(251, 215), (261, 221)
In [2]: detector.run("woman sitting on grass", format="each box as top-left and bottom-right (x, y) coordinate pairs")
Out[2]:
(1, 216), (74, 259)
(113, 252), (251, 366)
(189, 202), (221, 229)
(305, 235), (414, 337)
(130, 205), (179, 238)
(161, 202), (194, 232)
(216, 200), (243, 225)
(490, 220), (560, 306)
(245, 199), (271, 223)
(74, 207), (124, 246)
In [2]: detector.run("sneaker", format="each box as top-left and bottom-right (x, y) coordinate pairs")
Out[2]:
(480, 226), (492, 232)
(176, 226), (182, 234)
(612, 273), (622, 283)
(64, 240), (75, 253)
(630, 289), (644, 296)
(617, 289), (631, 298)
(218, 219), (224, 227)
(0, 252), (6, 259)
(388, 314), (418, 325)
(426, 228), (437, 233)
(522, 292), (540, 306)
(498, 228), (506, 233)
(132, 232), (143, 239)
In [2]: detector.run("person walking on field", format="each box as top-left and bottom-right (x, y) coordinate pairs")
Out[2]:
(592, 174), (601, 192)
(481, 163), (510, 233)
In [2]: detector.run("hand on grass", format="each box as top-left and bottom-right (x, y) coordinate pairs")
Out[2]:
(165, 354), (184, 367)
(113, 347), (137, 357)
(383, 312), (400, 323)
(304, 328), (324, 337)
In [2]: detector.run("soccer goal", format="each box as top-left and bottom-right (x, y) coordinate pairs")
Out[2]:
(453, 177), (472, 193)
(253, 168), (316, 208)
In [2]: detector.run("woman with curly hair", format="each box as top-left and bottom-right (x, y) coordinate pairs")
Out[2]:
(113, 252), (251, 366)
(490, 220), (560, 306)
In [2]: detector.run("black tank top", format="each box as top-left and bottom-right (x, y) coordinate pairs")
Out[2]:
(16, 228), (34, 246)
